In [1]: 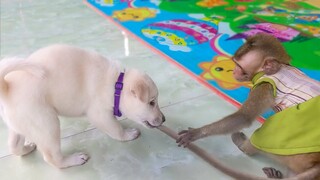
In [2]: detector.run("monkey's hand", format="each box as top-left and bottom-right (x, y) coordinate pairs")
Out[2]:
(176, 127), (202, 147)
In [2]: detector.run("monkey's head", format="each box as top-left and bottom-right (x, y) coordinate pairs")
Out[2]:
(232, 33), (291, 82)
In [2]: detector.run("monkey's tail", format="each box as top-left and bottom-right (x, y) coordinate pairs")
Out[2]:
(284, 164), (320, 180)
(0, 57), (45, 101)
(157, 125), (320, 180)
(157, 125), (268, 180)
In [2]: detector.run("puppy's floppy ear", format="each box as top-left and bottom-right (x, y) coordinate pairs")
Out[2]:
(130, 79), (149, 102)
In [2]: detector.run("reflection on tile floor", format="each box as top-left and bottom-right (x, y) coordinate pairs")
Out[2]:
(0, 0), (285, 179)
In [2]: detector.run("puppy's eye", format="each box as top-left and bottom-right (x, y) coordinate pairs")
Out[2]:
(149, 100), (155, 106)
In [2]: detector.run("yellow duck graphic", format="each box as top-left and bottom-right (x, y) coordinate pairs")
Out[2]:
(197, 0), (228, 8)
(199, 55), (252, 90)
(112, 7), (156, 21)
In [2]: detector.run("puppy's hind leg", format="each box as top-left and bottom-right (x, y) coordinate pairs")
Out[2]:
(8, 129), (36, 156)
(41, 147), (89, 169)
(30, 108), (89, 168)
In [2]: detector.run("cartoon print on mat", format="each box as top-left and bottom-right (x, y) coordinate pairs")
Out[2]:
(293, 24), (320, 37)
(113, 7), (156, 21)
(196, 0), (228, 8)
(229, 23), (300, 42)
(86, 0), (320, 119)
(251, 5), (320, 37)
(199, 34), (252, 90)
(158, 0), (320, 70)
(95, 0), (121, 6)
(295, 14), (320, 23)
(141, 19), (218, 52)
(199, 55), (252, 90)
(109, 0), (158, 21)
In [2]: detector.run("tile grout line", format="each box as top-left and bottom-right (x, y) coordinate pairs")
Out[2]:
(160, 93), (211, 109)
(0, 127), (98, 159)
(0, 92), (212, 159)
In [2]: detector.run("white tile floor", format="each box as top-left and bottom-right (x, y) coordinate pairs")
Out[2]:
(0, 0), (285, 179)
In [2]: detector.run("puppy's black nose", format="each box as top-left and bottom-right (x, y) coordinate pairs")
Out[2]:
(162, 115), (166, 122)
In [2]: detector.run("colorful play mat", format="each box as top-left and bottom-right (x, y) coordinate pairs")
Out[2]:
(85, 0), (320, 120)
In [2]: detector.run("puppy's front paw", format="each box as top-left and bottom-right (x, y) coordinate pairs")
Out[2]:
(20, 142), (36, 156)
(67, 152), (90, 167)
(122, 128), (140, 141)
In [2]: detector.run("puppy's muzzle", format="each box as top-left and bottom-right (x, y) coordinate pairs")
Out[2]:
(161, 112), (166, 123)
(145, 112), (165, 128)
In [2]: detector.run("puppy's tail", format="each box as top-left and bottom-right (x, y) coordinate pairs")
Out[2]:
(0, 57), (45, 100)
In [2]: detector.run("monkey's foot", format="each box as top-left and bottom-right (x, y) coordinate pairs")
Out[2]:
(231, 132), (258, 156)
(263, 167), (283, 179)
(231, 132), (247, 146)
(231, 132), (248, 153)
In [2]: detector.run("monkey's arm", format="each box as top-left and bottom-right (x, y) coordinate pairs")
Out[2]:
(177, 83), (275, 147)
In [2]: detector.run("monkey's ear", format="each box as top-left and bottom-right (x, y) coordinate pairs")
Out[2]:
(262, 58), (280, 75)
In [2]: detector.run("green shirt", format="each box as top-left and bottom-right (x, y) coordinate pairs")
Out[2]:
(250, 66), (320, 155)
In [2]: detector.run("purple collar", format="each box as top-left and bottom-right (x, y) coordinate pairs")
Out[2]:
(114, 72), (124, 117)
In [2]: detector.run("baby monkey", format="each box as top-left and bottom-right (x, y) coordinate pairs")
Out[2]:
(177, 33), (320, 179)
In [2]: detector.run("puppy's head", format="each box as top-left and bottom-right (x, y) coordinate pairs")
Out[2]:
(121, 70), (165, 128)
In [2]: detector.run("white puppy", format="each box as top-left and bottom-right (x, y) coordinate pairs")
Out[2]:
(0, 45), (165, 168)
